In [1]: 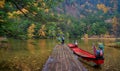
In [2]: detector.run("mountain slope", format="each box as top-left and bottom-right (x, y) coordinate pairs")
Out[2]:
(55, 0), (120, 18)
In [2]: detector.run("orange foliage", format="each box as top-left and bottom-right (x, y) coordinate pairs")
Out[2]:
(0, 0), (5, 8)
(38, 25), (46, 37)
(27, 24), (36, 39)
(97, 4), (109, 13)
(44, 9), (49, 13)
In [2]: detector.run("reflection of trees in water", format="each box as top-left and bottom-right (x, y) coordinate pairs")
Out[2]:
(38, 40), (46, 54)
(84, 39), (88, 45)
(83, 39), (89, 50)
(104, 47), (120, 71)
(75, 39), (120, 71)
(46, 39), (56, 49)
(111, 48), (119, 67)
(103, 38), (116, 44)
(27, 39), (35, 54)
(39, 40), (46, 48)
(82, 39), (94, 53)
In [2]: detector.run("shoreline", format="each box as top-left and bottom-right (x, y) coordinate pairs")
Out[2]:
(1, 37), (120, 40)
(81, 38), (120, 40)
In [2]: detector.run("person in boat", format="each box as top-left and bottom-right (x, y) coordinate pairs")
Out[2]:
(93, 43), (104, 58)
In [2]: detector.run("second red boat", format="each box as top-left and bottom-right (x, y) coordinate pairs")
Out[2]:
(68, 43), (104, 65)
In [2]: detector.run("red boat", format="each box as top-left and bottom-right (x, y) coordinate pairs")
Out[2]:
(68, 44), (104, 65)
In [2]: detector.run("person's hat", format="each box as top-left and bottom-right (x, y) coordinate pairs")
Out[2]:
(98, 43), (104, 50)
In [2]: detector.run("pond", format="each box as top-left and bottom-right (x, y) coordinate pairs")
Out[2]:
(0, 38), (120, 71)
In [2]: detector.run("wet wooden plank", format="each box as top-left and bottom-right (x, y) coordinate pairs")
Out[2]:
(42, 44), (87, 71)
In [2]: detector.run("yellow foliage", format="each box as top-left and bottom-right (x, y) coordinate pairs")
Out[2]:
(32, 12), (37, 16)
(84, 34), (88, 39)
(38, 7), (43, 10)
(112, 16), (117, 25)
(104, 32), (110, 38)
(7, 12), (14, 18)
(42, 3), (45, 7)
(112, 16), (118, 31)
(8, 11), (19, 18)
(97, 4), (103, 10)
(27, 24), (36, 39)
(51, 13), (54, 16)
(44, 9), (49, 13)
(16, 11), (22, 14)
(103, 7), (108, 13)
(0, 19), (4, 22)
(0, 0), (5, 8)
(97, 4), (109, 13)
(21, 8), (28, 13)
(38, 25), (46, 37)
(33, 3), (38, 7)
(7, 8), (28, 18)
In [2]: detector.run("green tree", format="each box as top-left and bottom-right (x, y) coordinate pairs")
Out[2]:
(89, 22), (107, 36)
(0, 0), (63, 38)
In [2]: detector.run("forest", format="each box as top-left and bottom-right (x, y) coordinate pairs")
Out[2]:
(0, 0), (120, 39)
(1, 0), (120, 71)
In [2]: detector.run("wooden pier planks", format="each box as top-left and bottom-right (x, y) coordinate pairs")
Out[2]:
(42, 44), (87, 71)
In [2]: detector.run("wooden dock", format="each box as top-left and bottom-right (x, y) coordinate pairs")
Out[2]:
(42, 44), (87, 71)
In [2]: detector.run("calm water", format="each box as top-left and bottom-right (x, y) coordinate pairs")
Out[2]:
(0, 38), (120, 71)
(77, 39), (120, 71)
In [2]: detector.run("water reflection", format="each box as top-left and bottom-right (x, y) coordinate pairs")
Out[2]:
(0, 39), (56, 71)
(39, 39), (46, 48)
(27, 39), (35, 54)
(38, 39), (47, 54)
(76, 39), (120, 71)
(83, 39), (92, 52)
(84, 39), (88, 45)
(0, 39), (120, 71)
(103, 38), (116, 45)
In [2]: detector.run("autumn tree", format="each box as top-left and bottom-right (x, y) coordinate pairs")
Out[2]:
(112, 16), (118, 36)
(0, 0), (63, 37)
(97, 4), (109, 13)
(27, 24), (36, 39)
(0, 0), (5, 8)
(38, 25), (46, 38)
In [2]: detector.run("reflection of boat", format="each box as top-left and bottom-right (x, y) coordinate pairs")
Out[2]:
(68, 44), (104, 65)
